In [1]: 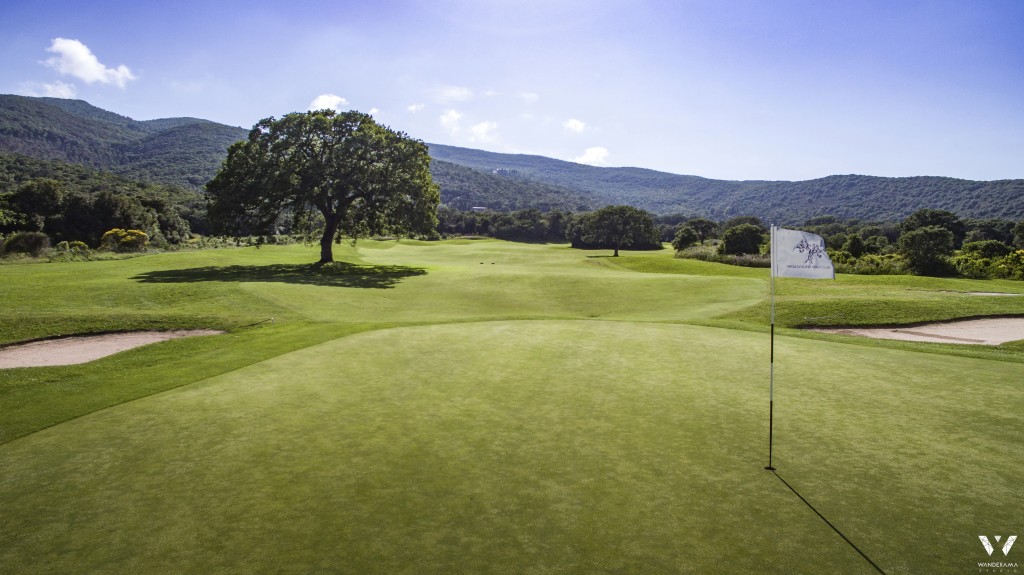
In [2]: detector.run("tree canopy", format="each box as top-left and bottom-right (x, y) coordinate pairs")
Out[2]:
(569, 205), (659, 256)
(207, 110), (439, 263)
(897, 225), (955, 275)
(718, 223), (764, 255)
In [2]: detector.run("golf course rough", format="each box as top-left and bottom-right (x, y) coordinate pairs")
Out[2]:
(1, 240), (1021, 574)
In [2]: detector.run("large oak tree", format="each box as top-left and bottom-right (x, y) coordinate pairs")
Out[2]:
(207, 110), (439, 264)
(574, 205), (659, 257)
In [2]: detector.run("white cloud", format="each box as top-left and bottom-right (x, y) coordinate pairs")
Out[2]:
(20, 80), (77, 98)
(518, 91), (540, 104)
(440, 109), (463, 134)
(407, 103), (425, 112)
(470, 121), (498, 143)
(433, 85), (474, 103)
(368, 107), (380, 115)
(574, 147), (609, 166)
(308, 93), (349, 111)
(43, 38), (135, 88)
(563, 118), (586, 133)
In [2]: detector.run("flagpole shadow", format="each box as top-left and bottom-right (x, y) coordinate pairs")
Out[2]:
(769, 470), (888, 575)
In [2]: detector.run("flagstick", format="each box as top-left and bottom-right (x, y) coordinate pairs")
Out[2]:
(766, 225), (777, 471)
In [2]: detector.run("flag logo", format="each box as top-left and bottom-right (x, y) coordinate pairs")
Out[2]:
(771, 227), (835, 279)
(794, 237), (828, 265)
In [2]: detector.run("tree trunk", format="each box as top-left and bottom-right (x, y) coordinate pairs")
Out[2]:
(318, 213), (340, 265)
(613, 238), (620, 257)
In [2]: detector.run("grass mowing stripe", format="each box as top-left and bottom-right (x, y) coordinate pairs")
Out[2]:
(0, 322), (385, 445)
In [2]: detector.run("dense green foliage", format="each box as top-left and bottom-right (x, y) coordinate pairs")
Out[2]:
(0, 231), (49, 256)
(663, 208), (1024, 280)
(207, 110), (439, 263)
(897, 225), (955, 275)
(566, 205), (661, 255)
(671, 225), (699, 251)
(719, 223), (765, 255)
(0, 153), (201, 246)
(436, 206), (570, 242)
(0, 95), (248, 189)
(431, 159), (592, 212)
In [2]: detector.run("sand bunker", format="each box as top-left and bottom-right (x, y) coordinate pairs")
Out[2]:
(809, 317), (1024, 345)
(0, 330), (224, 368)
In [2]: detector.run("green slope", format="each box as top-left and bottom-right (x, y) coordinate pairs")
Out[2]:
(0, 94), (247, 189)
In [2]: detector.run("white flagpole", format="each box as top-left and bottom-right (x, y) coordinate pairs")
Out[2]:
(767, 225), (777, 471)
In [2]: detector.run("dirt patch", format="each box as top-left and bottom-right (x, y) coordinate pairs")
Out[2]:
(808, 318), (1024, 345)
(0, 330), (224, 368)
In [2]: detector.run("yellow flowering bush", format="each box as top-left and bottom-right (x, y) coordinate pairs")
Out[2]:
(100, 228), (149, 252)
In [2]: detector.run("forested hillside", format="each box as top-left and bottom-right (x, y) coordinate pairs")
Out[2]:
(428, 144), (1024, 222)
(430, 160), (593, 212)
(0, 95), (247, 189)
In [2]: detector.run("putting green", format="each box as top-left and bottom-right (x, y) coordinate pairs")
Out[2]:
(1, 320), (1017, 574)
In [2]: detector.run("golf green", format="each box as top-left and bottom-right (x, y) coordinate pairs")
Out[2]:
(1, 318), (1018, 574)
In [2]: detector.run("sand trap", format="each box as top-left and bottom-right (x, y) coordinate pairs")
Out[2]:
(809, 317), (1024, 345)
(0, 330), (224, 368)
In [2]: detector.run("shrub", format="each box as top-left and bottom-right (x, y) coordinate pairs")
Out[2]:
(2, 231), (51, 256)
(992, 250), (1024, 280)
(719, 223), (764, 255)
(898, 225), (955, 275)
(54, 240), (90, 254)
(842, 234), (866, 257)
(952, 253), (994, 279)
(671, 225), (699, 251)
(676, 244), (769, 268)
(961, 240), (1012, 259)
(100, 228), (149, 252)
(851, 254), (906, 275)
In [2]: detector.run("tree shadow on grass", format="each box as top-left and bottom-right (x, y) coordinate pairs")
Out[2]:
(133, 262), (427, 289)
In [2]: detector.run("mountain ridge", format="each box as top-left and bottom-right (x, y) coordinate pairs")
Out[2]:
(424, 142), (1024, 222)
(1, 95), (1021, 222)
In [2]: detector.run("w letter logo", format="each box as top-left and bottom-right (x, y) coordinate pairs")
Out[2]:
(979, 535), (1017, 556)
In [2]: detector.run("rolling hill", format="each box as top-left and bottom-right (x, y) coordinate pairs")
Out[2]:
(1, 95), (1022, 222)
(0, 95), (248, 189)
(428, 143), (1024, 222)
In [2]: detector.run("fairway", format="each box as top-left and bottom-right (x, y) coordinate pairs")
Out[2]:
(1, 241), (1021, 574)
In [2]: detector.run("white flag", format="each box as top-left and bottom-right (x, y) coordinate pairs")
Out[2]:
(771, 227), (835, 279)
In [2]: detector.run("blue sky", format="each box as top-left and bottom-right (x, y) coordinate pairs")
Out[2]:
(2, 0), (1023, 181)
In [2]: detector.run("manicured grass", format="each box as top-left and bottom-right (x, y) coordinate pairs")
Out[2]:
(1, 240), (1021, 574)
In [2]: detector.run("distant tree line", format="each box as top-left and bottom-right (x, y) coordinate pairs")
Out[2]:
(0, 153), (202, 256)
(437, 205), (661, 254)
(668, 209), (1024, 280)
